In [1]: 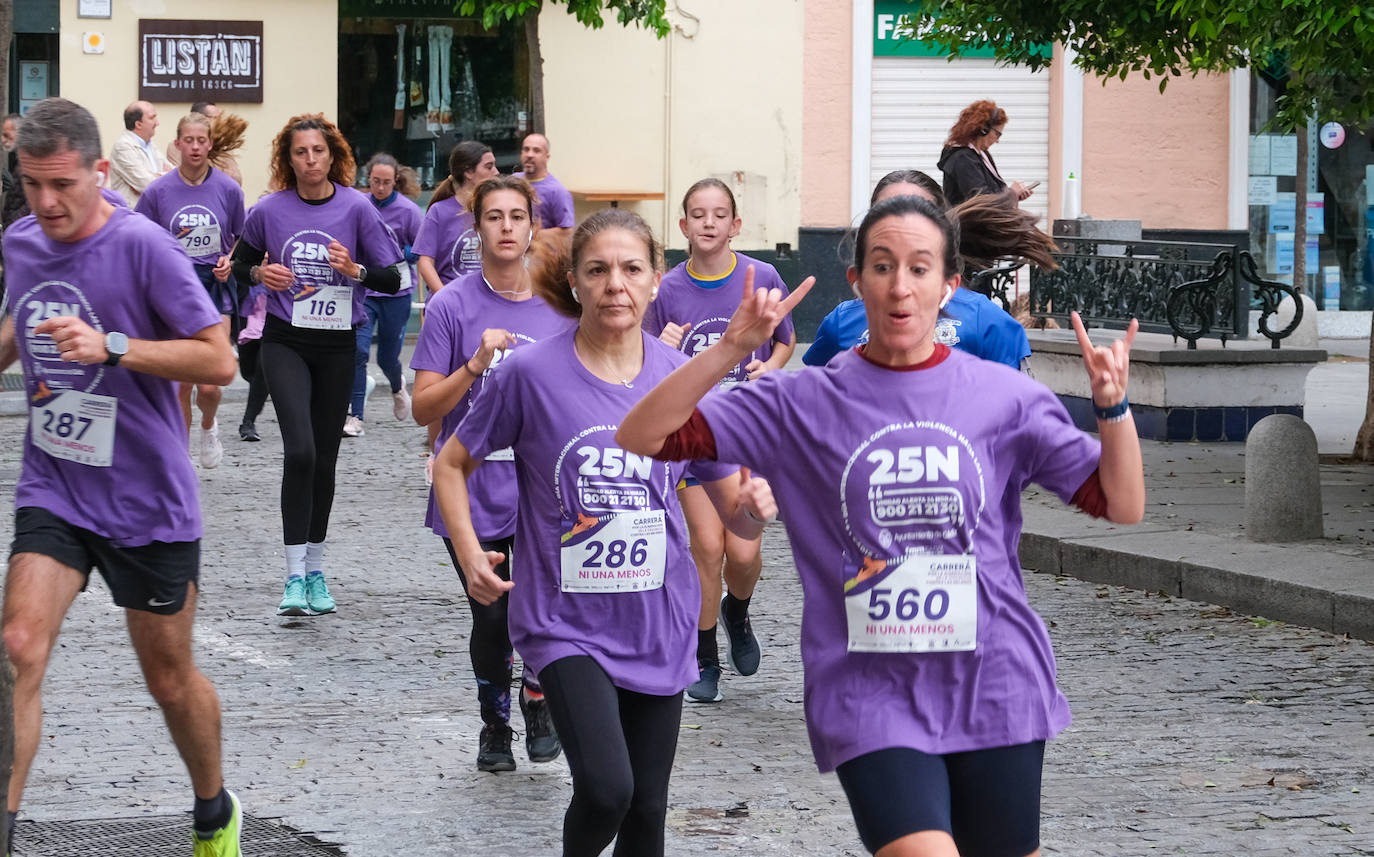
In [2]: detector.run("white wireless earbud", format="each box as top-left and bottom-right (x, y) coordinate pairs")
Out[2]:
(570, 287), (581, 304)
(939, 285), (953, 309)
(650, 287), (659, 301)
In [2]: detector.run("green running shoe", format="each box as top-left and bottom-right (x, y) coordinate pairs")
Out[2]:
(277, 577), (308, 616)
(304, 571), (336, 614)
(192, 790), (242, 857)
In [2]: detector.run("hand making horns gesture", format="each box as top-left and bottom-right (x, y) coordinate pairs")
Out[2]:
(1070, 311), (1137, 408)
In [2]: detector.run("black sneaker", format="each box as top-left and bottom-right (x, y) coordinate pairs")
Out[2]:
(519, 689), (562, 763)
(720, 598), (762, 676)
(239, 422), (261, 442)
(685, 661), (724, 703)
(476, 723), (516, 773)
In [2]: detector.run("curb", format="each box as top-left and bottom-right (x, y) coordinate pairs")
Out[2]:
(1019, 504), (1374, 642)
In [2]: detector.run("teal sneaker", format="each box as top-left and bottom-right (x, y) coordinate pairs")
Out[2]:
(304, 571), (336, 614)
(192, 790), (242, 856)
(277, 576), (308, 616)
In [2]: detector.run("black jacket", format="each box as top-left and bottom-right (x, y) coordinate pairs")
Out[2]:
(937, 145), (1006, 206)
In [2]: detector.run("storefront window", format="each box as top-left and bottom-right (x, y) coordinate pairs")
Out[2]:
(338, 2), (529, 189)
(1249, 72), (1373, 311)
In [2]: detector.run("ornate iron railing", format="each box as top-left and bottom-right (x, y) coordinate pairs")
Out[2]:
(965, 262), (1021, 311)
(1029, 238), (1302, 349)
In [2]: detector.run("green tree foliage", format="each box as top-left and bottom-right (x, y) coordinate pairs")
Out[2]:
(912, 0), (1374, 133)
(455, 0), (670, 36)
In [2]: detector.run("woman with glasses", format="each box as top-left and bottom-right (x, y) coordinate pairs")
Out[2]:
(937, 100), (1036, 207)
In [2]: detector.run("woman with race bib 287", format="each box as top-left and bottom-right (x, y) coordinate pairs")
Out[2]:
(618, 194), (1144, 857)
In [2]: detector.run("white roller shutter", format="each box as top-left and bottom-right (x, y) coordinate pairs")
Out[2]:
(870, 56), (1050, 229)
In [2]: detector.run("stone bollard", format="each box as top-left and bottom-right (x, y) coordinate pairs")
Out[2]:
(1245, 414), (1323, 541)
(1273, 293), (1320, 348)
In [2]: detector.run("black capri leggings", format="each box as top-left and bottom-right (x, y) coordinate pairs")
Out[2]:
(539, 656), (683, 857)
(443, 535), (514, 724)
(261, 315), (355, 545)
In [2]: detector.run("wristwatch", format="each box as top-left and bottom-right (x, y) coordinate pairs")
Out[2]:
(104, 331), (129, 367)
(354, 264), (368, 283)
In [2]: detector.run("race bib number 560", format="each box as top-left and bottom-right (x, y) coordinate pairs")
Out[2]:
(845, 554), (977, 652)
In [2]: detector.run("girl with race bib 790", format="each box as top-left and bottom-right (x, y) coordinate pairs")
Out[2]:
(641, 178), (795, 704)
(618, 194), (1145, 857)
(231, 114), (403, 617)
(434, 208), (776, 856)
(411, 175), (572, 773)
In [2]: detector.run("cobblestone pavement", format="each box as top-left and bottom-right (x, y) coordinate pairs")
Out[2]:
(0, 406), (1370, 856)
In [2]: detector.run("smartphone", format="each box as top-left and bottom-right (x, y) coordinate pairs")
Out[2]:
(1025, 180), (1041, 190)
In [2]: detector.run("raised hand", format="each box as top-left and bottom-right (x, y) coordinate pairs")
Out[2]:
(721, 265), (814, 357)
(1071, 311), (1137, 407)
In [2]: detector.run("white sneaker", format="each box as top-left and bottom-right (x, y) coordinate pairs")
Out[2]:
(365, 373), (377, 399)
(343, 415), (365, 437)
(200, 421), (224, 469)
(392, 377), (411, 421)
(425, 451), (434, 485)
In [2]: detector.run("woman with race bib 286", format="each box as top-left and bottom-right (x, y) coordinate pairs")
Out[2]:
(618, 194), (1145, 857)
(231, 114), (403, 617)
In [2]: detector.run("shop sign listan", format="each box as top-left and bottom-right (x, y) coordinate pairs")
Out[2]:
(139, 20), (263, 103)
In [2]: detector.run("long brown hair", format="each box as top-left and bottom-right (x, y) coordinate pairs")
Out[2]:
(431, 140), (493, 207)
(950, 190), (1058, 271)
(208, 113), (247, 169)
(530, 209), (664, 319)
(268, 113), (355, 191)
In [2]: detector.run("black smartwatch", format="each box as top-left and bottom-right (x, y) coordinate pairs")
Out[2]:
(104, 331), (129, 367)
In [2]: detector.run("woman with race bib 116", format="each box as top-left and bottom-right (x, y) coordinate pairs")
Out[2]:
(618, 194), (1144, 857)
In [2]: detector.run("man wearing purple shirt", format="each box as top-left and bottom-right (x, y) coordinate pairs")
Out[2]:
(514, 133), (575, 237)
(0, 98), (242, 856)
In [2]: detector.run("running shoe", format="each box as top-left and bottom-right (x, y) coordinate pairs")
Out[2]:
(192, 790), (242, 857)
(342, 415), (365, 437)
(392, 377), (411, 421)
(425, 452), (434, 485)
(200, 421), (224, 469)
(685, 661), (724, 703)
(519, 688), (562, 763)
(304, 570), (336, 614)
(477, 723), (516, 772)
(720, 599), (762, 676)
(277, 577), (309, 616)
(238, 421), (261, 442)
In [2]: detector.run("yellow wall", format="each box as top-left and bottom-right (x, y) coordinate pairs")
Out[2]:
(540, 0), (804, 251)
(1081, 71), (1231, 229)
(59, 0), (338, 200)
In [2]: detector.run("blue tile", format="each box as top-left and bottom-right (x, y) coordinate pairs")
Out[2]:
(1223, 407), (1248, 441)
(1132, 405), (1167, 440)
(1195, 407), (1224, 442)
(1057, 395), (1097, 433)
(1276, 405), (1304, 418)
(1247, 406), (1276, 429)
(1166, 408), (1195, 441)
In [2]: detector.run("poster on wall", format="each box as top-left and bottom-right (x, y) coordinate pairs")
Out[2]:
(138, 20), (263, 103)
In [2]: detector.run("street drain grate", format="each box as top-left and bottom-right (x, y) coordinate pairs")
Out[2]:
(14, 813), (346, 855)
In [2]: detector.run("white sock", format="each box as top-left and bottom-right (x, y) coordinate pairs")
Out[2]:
(285, 544), (307, 579)
(305, 541), (325, 574)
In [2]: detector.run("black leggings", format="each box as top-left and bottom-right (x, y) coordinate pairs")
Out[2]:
(539, 656), (682, 857)
(237, 338), (270, 426)
(443, 536), (515, 724)
(261, 316), (355, 544)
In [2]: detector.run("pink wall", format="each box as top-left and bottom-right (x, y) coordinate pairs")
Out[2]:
(801, 0), (852, 228)
(1082, 72), (1231, 229)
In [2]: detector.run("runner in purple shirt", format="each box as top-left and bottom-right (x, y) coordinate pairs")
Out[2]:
(415, 140), (497, 300)
(344, 153), (423, 436)
(411, 175), (574, 774)
(135, 111), (246, 470)
(230, 113), (403, 618)
(619, 194), (1145, 857)
(642, 177), (797, 704)
(433, 208), (774, 856)
(0, 97), (242, 856)
(515, 132), (575, 236)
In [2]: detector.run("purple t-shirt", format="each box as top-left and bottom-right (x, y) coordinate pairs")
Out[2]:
(370, 192), (422, 298)
(134, 167), (245, 266)
(514, 171), (575, 230)
(101, 188), (129, 209)
(2, 207), (223, 546)
(697, 347), (1102, 771)
(454, 327), (735, 695)
(644, 253), (795, 385)
(413, 196), (479, 287)
(410, 270), (573, 540)
(239, 183), (403, 327)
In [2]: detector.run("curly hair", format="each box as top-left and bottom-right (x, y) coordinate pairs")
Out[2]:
(945, 100), (1007, 148)
(208, 113), (247, 169)
(268, 113), (355, 191)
